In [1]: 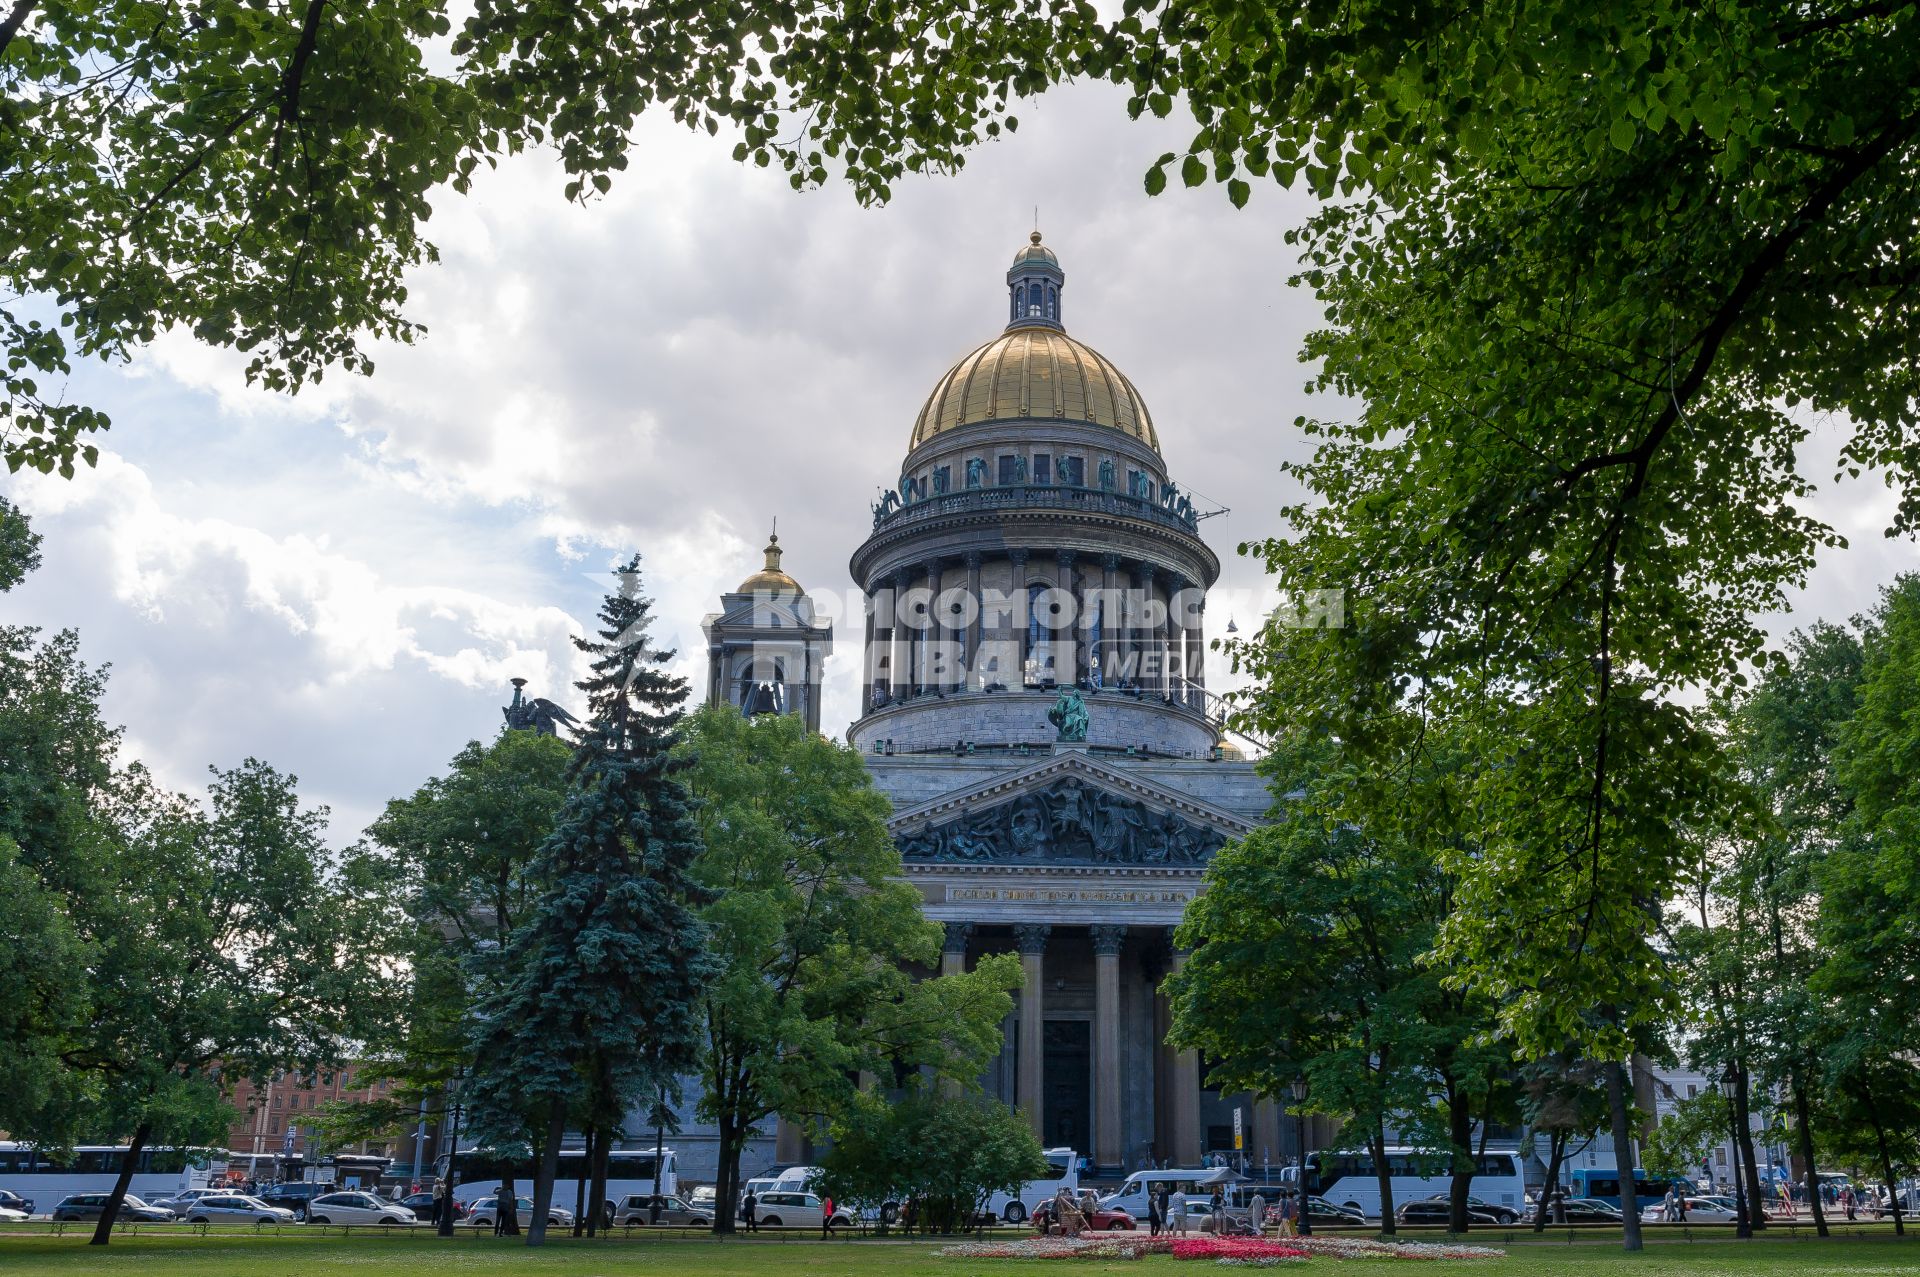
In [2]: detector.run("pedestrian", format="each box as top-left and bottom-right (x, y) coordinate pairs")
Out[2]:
(1674, 1190), (1688, 1223)
(1278, 1193), (1296, 1238)
(741, 1188), (758, 1233)
(1147, 1184), (1164, 1236)
(429, 1178), (445, 1227)
(821, 1194), (835, 1238)
(494, 1183), (512, 1237)
(1248, 1193), (1267, 1237)
(1169, 1188), (1188, 1236)
(1843, 1186), (1857, 1221)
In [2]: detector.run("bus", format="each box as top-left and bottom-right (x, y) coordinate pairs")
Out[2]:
(0, 1143), (224, 1212)
(440, 1146), (678, 1220)
(1297, 1148), (1528, 1222)
(1564, 1167), (1695, 1212)
(982, 1147), (1079, 1223)
(275, 1153), (393, 1190)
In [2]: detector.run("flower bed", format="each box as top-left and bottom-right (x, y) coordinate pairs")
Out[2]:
(940, 1232), (1504, 1263)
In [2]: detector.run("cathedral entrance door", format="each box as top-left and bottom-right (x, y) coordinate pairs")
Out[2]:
(1043, 1019), (1092, 1156)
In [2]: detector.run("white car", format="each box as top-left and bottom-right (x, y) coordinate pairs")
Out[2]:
(1642, 1196), (1738, 1223)
(181, 1193), (297, 1225)
(0, 1206), (29, 1222)
(751, 1190), (856, 1231)
(467, 1195), (575, 1229)
(153, 1188), (228, 1217)
(305, 1192), (417, 1226)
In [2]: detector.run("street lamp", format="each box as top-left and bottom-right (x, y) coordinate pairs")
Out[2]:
(1717, 1064), (1752, 1239)
(1291, 1073), (1313, 1238)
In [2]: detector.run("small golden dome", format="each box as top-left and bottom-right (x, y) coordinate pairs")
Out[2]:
(909, 327), (1159, 453)
(1011, 230), (1059, 267)
(737, 532), (802, 594)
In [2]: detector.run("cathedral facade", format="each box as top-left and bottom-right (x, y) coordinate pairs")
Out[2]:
(693, 235), (1305, 1182)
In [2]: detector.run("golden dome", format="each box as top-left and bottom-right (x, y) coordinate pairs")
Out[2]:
(909, 326), (1160, 453)
(737, 532), (802, 594)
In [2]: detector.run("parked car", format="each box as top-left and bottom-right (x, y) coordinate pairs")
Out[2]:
(686, 1185), (717, 1210)
(304, 1191), (416, 1225)
(397, 1192), (468, 1221)
(1396, 1197), (1505, 1227)
(1646, 1196), (1741, 1223)
(151, 1188), (229, 1217)
(466, 1196), (575, 1230)
(613, 1194), (711, 1227)
(0, 1206), (28, 1223)
(0, 1189), (34, 1215)
(50, 1193), (175, 1223)
(1555, 1198), (1624, 1223)
(180, 1194), (298, 1225)
(751, 1190), (856, 1230)
(255, 1182), (329, 1219)
(1031, 1199), (1138, 1232)
(1289, 1196), (1367, 1227)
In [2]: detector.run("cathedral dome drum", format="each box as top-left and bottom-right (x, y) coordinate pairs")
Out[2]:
(850, 234), (1227, 760)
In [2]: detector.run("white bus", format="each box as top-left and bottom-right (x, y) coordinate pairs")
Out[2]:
(983, 1147), (1080, 1223)
(1299, 1148), (1527, 1222)
(443, 1146), (678, 1221)
(0, 1143), (223, 1213)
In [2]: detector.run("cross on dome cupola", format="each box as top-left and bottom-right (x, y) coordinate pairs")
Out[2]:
(1006, 231), (1064, 331)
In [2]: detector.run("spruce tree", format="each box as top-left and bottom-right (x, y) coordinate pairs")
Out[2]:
(466, 555), (715, 1246)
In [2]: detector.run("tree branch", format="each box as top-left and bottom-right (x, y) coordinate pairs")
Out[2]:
(270, 0), (329, 169)
(0, 0), (35, 59)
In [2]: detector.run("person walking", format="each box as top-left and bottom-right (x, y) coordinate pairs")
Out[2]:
(1169, 1188), (1188, 1237)
(493, 1183), (513, 1236)
(1277, 1193), (1296, 1238)
(1147, 1184), (1164, 1236)
(741, 1188), (758, 1233)
(1248, 1193), (1267, 1238)
(820, 1194), (836, 1238)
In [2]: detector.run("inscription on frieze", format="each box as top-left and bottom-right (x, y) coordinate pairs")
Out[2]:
(947, 886), (1197, 905)
(896, 779), (1229, 866)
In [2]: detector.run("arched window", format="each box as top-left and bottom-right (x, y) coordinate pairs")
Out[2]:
(1047, 285), (1058, 318)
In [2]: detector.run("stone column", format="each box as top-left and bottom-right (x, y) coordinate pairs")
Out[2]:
(889, 568), (911, 701)
(1254, 1098), (1282, 1172)
(1137, 565), (1159, 694)
(1009, 548), (1030, 685)
(1168, 947), (1202, 1165)
(1015, 923), (1050, 1138)
(1098, 553), (1120, 688)
(1170, 573), (1192, 705)
(915, 561), (935, 695)
(1157, 572), (1176, 699)
(1055, 549), (1077, 684)
(862, 587), (881, 711)
(964, 552), (983, 690)
(1091, 924), (1126, 1172)
(775, 1115), (806, 1162)
(940, 923), (974, 1097)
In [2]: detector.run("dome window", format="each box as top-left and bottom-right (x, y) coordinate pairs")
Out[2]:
(1034, 453), (1052, 485)
(1059, 455), (1085, 487)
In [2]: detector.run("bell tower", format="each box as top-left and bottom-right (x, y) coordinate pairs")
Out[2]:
(701, 530), (834, 733)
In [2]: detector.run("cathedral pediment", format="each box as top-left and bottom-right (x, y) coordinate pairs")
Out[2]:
(888, 750), (1254, 868)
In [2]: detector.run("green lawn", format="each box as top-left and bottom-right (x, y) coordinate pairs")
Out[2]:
(0, 1227), (1914, 1277)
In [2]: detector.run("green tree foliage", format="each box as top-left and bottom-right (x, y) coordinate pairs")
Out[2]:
(678, 702), (1021, 1233)
(464, 556), (714, 1247)
(816, 1091), (1047, 1235)
(1642, 1092), (1732, 1186)
(1171, 723), (1512, 1233)
(1820, 573), (1920, 1232)
(0, 495), (41, 589)
(314, 727), (572, 1217)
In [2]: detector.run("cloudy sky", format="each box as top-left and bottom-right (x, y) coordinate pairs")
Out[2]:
(2, 82), (1910, 846)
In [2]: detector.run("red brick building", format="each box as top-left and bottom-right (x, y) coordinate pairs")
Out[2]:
(225, 1065), (408, 1178)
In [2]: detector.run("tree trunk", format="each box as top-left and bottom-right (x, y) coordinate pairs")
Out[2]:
(89, 1121), (151, 1246)
(1732, 1068), (1766, 1229)
(1605, 1060), (1642, 1251)
(1372, 1119), (1396, 1234)
(1447, 1083), (1474, 1233)
(1533, 1130), (1567, 1234)
(1865, 1088), (1904, 1237)
(589, 1127), (609, 1236)
(526, 1101), (566, 1247)
(573, 1126), (592, 1236)
(500, 1160), (521, 1235)
(712, 1114), (738, 1234)
(1788, 1065), (1828, 1237)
